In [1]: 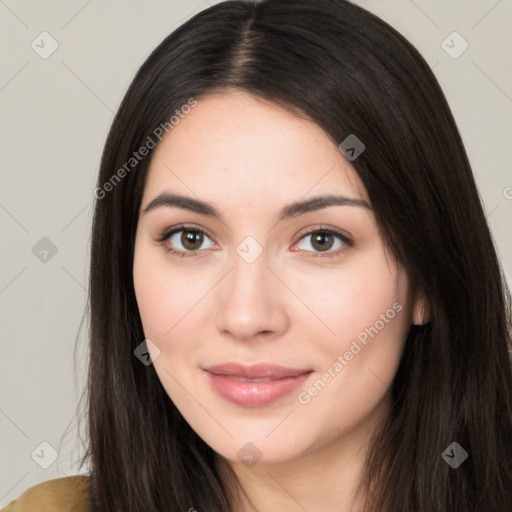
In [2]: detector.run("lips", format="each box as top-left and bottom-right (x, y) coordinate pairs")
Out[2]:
(203, 362), (314, 407)
(203, 362), (312, 380)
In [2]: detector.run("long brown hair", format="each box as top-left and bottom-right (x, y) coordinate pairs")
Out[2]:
(77, 0), (512, 510)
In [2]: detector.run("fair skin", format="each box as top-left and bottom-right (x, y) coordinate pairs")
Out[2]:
(133, 89), (425, 511)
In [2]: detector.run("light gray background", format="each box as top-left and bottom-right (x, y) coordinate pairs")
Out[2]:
(1, 0), (511, 506)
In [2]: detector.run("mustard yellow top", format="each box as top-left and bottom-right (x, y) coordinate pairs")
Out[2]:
(1, 476), (90, 512)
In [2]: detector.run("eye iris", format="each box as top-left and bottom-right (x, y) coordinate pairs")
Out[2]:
(311, 232), (334, 252)
(182, 230), (203, 250)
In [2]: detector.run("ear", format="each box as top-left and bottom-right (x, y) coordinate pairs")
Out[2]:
(412, 291), (429, 326)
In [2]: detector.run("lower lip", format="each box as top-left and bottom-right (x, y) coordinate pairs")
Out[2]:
(204, 370), (313, 407)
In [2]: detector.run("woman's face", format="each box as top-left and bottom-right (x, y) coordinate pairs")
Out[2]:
(133, 89), (419, 467)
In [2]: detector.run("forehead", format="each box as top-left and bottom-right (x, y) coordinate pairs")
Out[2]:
(143, 89), (368, 207)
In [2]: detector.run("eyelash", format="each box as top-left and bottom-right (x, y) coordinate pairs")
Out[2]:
(155, 223), (353, 259)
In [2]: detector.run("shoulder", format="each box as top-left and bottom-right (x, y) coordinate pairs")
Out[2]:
(2, 475), (90, 512)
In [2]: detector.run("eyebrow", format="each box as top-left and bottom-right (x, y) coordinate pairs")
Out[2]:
(141, 192), (371, 222)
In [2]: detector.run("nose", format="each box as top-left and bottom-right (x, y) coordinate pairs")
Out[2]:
(215, 244), (289, 342)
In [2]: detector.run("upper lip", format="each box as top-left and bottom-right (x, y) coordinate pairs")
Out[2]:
(203, 363), (313, 379)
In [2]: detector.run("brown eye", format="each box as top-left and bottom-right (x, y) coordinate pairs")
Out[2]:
(156, 225), (215, 257)
(310, 231), (335, 252)
(294, 227), (352, 258)
(180, 230), (204, 251)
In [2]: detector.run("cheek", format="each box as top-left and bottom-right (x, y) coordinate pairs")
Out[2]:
(133, 238), (174, 344)
(294, 263), (408, 442)
(133, 245), (207, 339)
(299, 250), (406, 353)
(314, 258), (409, 404)
(133, 248), (204, 397)
(133, 261), (169, 340)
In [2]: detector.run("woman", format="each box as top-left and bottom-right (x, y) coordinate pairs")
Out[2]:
(4, 0), (511, 510)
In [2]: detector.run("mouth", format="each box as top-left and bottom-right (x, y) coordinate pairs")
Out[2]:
(203, 363), (314, 407)
(203, 362), (313, 379)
